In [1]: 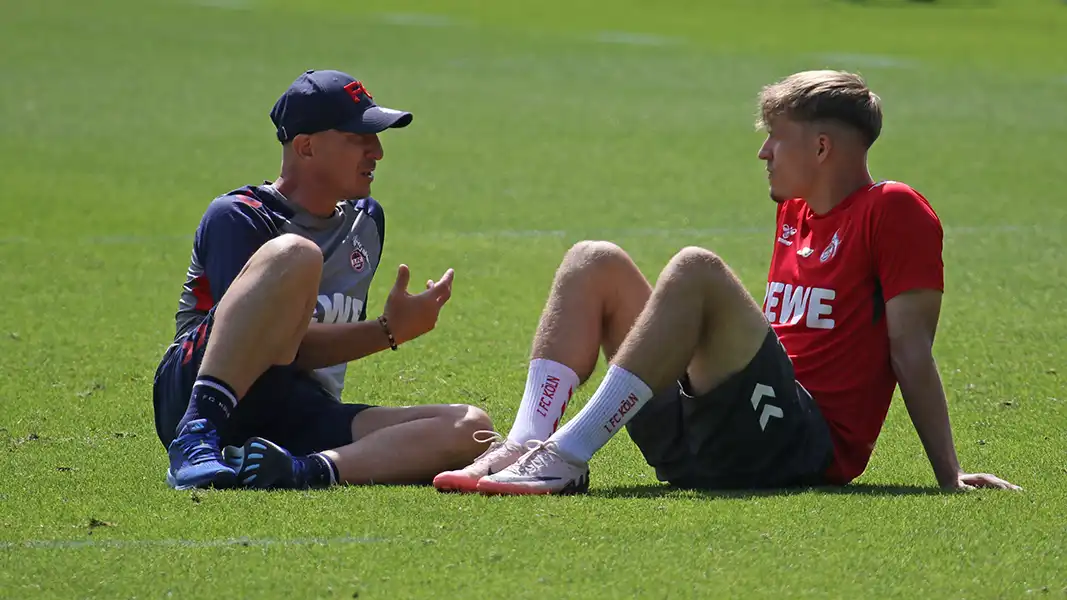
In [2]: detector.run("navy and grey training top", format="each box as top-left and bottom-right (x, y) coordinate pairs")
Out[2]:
(172, 183), (385, 399)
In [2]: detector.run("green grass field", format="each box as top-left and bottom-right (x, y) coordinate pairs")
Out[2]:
(2, 0), (1066, 597)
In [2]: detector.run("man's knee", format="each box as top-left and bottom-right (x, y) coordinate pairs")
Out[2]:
(562, 240), (634, 275)
(454, 405), (493, 436)
(654, 246), (741, 304)
(232, 234), (322, 300)
(669, 246), (726, 273)
(662, 246), (734, 285)
(256, 234), (323, 271)
(447, 404), (494, 458)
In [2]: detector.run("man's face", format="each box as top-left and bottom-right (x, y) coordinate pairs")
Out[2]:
(307, 130), (384, 199)
(757, 115), (820, 203)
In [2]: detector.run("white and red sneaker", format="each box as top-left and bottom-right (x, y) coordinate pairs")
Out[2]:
(476, 440), (590, 495)
(432, 431), (527, 493)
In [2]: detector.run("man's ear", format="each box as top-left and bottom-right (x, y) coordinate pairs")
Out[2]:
(290, 133), (314, 159)
(816, 132), (832, 162)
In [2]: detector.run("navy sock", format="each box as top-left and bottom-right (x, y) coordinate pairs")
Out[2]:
(294, 453), (340, 489)
(176, 375), (238, 435)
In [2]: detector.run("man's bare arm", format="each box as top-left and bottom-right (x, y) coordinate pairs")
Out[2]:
(295, 321), (393, 370)
(887, 289), (1020, 491)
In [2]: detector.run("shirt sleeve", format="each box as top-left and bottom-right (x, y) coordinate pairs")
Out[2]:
(195, 196), (277, 305)
(871, 188), (945, 302)
(349, 197), (387, 323)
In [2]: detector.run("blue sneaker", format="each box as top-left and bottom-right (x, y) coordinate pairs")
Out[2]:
(224, 437), (331, 489)
(166, 419), (237, 490)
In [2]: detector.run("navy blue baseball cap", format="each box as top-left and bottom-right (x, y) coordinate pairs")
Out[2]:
(270, 70), (413, 143)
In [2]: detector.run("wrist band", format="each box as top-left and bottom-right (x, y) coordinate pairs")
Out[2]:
(378, 315), (398, 351)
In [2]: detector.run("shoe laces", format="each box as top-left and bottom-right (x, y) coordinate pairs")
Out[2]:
(470, 430), (516, 464)
(512, 440), (560, 475)
(180, 429), (223, 465)
(472, 430), (504, 445)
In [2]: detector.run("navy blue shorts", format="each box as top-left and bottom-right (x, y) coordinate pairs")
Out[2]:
(152, 308), (374, 455)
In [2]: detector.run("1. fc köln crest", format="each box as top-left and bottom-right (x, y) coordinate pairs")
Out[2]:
(350, 250), (366, 272)
(350, 239), (368, 273)
(820, 231), (842, 263)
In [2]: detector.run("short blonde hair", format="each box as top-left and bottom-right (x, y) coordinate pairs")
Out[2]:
(756, 70), (883, 147)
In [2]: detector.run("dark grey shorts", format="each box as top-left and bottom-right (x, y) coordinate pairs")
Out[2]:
(626, 329), (833, 490)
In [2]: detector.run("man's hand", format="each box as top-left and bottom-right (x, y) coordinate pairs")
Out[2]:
(382, 264), (454, 345)
(948, 473), (1022, 491)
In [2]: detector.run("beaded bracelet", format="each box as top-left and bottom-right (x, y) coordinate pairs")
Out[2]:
(377, 315), (398, 351)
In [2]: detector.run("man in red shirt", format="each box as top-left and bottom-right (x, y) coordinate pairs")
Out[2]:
(435, 70), (1020, 494)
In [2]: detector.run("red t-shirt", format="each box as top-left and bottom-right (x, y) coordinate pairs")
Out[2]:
(763, 181), (944, 484)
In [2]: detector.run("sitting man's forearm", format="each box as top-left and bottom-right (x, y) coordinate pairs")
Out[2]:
(295, 321), (393, 370)
(895, 345), (961, 487)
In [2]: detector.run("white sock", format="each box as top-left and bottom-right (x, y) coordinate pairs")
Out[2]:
(506, 359), (580, 445)
(551, 364), (653, 462)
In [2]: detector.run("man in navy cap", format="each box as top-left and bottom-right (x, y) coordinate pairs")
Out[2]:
(154, 69), (493, 490)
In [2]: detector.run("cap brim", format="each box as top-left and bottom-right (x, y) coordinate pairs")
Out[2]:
(338, 106), (413, 134)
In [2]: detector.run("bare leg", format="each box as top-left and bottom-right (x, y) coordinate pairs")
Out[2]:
(614, 246), (769, 395)
(200, 234), (322, 398)
(431, 241), (653, 492)
(476, 245), (774, 494)
(524, 242), (766, 394)
(529, 241), (653, 380)
(168, 234), (322, 489)
(321, 405), (494, 484)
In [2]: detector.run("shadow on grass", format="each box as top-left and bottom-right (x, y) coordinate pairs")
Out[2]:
(589, 482), (945, 500)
